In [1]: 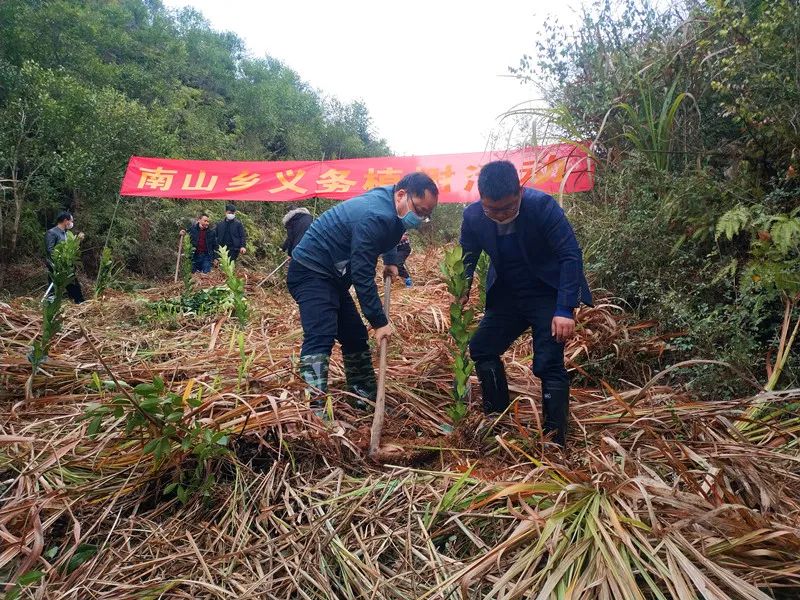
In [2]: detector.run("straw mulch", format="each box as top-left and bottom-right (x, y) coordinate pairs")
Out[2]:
(1, 250), (799, 599)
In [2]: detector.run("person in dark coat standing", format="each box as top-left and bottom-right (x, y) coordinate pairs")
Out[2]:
(395, 232), (413, 287)
(281, 206), (313, 256)
(216, 203), (247, 262)
(180, 213), (218, 273)
(44, 211), (85, 303)
(460, 160), (592, 448)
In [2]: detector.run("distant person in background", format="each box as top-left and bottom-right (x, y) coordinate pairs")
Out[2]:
(44, 211), (85, 303)
(216, 203), (247, 262)
(180, 213), (218, 273)
(395, 232), (413, 287)
(281, 206), (313, 257)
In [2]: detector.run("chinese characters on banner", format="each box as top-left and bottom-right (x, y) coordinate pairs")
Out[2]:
(119, 144), (593, 203)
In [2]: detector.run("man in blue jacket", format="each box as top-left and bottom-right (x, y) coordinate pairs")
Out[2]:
(461, 160), (592, 447)
(289, 172), (438, 413)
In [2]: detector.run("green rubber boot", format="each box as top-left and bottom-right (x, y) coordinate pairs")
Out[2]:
(299, 353), (330, 418)
(343, 350), (377, 410)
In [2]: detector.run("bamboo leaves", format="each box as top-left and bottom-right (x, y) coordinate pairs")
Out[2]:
(441, 245), (476, 422)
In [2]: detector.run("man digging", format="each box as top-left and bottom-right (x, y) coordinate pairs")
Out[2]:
(288, 173), (439, 417)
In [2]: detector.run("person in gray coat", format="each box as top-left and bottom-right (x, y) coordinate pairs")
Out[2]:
(44, 211), (84, 303)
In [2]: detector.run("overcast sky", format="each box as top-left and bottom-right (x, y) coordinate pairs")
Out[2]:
(163, 0), (585, 156)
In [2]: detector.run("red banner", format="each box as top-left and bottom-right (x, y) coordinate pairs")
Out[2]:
(119, 144), (593, 203)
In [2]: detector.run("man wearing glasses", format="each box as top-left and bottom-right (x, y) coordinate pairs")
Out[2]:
(289, 172), (438, 415)
(460, 160), (592, 448)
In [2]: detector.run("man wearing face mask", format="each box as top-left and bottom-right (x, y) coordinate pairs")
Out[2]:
(288, 172), (438, 415)
(460, 161), (592, 448)
(180, 213), (218, 273)
(44, 211), (85, 304)
(216, 203), (247, 262)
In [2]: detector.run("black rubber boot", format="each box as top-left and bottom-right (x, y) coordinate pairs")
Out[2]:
(299, 354), (330, 417)
(542, 382), (569, 447)
(343, 350), (376, 410)
(475, 358), (511, 415)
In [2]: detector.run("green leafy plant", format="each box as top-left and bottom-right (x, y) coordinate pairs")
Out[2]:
(715, 204), (800, 297)
(68, 544), (98, 574)
(715, 203), (800, 393)
(84, 376), (232, 503)
(94, 246), (122, 298)
(29, 232), (81, 374)
(146, 286), (236, 321)
(615, 76), (698, 171)
(4, 569), (44, 600)
(218, 245), (249, 324)
(475, 251), (490, 312)
(441, 245), (476, 423)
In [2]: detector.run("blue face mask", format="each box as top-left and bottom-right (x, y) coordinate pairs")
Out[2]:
(401, 210), (424, 230)
(400, 194), (427, 230)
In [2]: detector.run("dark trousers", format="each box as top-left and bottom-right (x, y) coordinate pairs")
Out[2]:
(469, 285), (568, 386)
(220, 245), (241, 262)
(397, 263), (410, 278)
(287, 260), (370, 356)
(192, 253), (213, 273)
(65, 282), (84, 304)
(47, 268), (84, 304)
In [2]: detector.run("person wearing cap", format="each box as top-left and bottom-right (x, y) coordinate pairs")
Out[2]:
(216, 203), (247, 262)
(460, 160), (592, 448)
(288, 173), (438, 416)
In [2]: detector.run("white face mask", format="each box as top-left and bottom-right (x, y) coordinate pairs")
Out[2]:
(226, 213), (235, 220)
(67, 221), (75, 230)
(489, 205), (520, 225)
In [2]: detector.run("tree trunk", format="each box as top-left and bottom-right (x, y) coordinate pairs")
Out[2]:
(10, 185), (22, 256)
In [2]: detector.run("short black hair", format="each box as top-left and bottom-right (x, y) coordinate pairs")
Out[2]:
(199, 212), (209, 219)
(55, 211), (72, 225)
(225, 203), (236, 212)
(478, 161), (521, 201)
(396, 172), (438, 199)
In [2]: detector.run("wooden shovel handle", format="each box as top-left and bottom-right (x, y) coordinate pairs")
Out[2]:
(369, 276), (392, 456)
(174, 231), (186, 283)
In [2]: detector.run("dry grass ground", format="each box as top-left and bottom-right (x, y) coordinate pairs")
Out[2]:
(1, 250), (799, 599)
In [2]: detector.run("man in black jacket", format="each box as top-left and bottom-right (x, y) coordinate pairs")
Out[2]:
(281, 206), (313, 256)
(180, 213), (218, 273)
(216, 203), (247, 262)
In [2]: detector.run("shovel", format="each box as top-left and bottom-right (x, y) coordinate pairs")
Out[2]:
(174, 230), (186, 283)
(257, 257), (289, 287)
(369, 275), (393, 457)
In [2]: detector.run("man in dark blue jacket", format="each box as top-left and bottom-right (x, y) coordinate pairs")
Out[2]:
(289, 173), (438, 413)
(461, 160), (592, 447)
